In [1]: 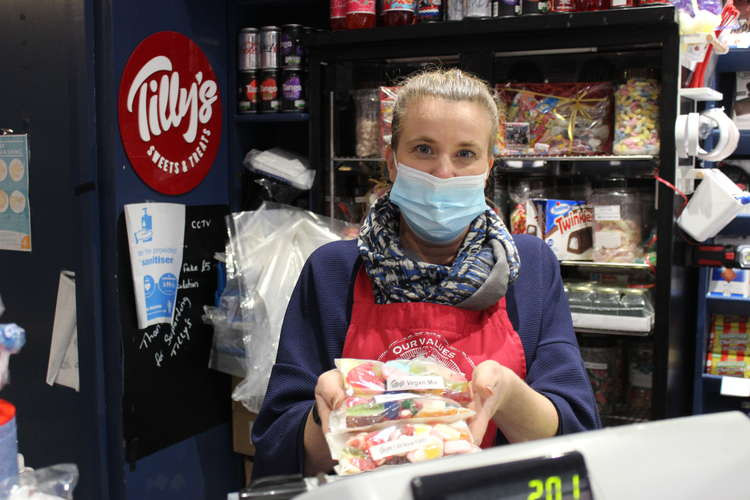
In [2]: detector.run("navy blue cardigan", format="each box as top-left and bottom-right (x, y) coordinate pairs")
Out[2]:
(251, 234), (600, 478)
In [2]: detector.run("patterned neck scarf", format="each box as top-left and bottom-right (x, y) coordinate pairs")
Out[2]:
(357, 197), (520, 309)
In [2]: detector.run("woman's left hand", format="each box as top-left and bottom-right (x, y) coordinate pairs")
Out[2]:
(467, 359), (514, 445)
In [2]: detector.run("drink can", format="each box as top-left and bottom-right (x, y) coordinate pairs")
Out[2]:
(446, 0), (464, 20)
(281, 24), (303, 69)
(498, 0), (519, 15)
(551, 0), (575, 10)
(260, 26), (280, 69)
(238, 28), (259, 71)
(464, 0), (491, 17)
(238, 70), (258, 114)
(260, 69), (280, 113)
(281, 69), (306, 112)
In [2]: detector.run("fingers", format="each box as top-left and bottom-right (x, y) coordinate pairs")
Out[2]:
(471, 359), (503, 403)
(314, 369), (346, 433)
(467, 360), (505, 445)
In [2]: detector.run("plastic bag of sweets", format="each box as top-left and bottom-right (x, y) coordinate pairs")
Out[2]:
(496, 82), (614, 156)
(328, 393), (475, 432)
(335, 358), (472, 404)
(328, 420), (479, 475)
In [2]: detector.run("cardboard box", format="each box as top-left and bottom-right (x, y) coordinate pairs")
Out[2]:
(231, 376), (257, 457)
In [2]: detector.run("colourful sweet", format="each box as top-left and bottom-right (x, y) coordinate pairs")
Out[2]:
(338, 359), (385, 395)
(496, 82), (614, 157)
(335, 358), (471, 403)
(330, 420), (479, 475)
(329, 393), (476, 432)
(613, 78), (660, 156)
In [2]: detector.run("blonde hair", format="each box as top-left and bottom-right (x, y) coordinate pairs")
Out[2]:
(391, 68), (499, 155)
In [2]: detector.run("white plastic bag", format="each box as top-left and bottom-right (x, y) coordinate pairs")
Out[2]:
(0, 464), (78, 500)
(228, 202), (356, 412)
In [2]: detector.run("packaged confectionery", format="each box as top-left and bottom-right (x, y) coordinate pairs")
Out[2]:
(590, 178), (643, 263)
(627, 342), (652, 411)
(329, 393), (475, 432)
(508, 179), (546, 235)
(705, 352), (750, 377)
(708, 314), (750, 354)
(335, 358), (472, 404)
(379, 86), (399, 155)
(496, 82), (613, 156)
(417, 0), (443, 21)
(530, 199), (593, 260)
(331, 0), (348, 30)
(354, 89), (381, 157)
(613, 72), (660, 156)
(708, 267), (750, 297)
(328, 420), (480, 475)
(382, 0), (417, 26)
(346, 0), (377, 29)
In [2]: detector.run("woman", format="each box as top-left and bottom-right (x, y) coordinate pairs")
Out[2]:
(251, 69), (600, 478)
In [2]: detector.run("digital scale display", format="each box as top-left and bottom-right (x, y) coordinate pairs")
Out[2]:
(411, 451), (593, 500)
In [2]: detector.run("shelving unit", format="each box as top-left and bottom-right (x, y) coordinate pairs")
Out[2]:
(308, 6), (692, 424)
(692, 45), (750, 417)
(234, 113), (311, 123)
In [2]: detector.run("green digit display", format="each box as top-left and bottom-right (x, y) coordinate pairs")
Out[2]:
(528, 479), (544, 500)
(573, 474), (580, 500)
(545, 475), (562, 500)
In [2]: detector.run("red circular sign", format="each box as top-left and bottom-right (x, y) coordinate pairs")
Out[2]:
(118, 31), (222, 195)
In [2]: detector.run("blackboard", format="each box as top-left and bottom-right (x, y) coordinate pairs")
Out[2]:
(119, 204), (230, 462)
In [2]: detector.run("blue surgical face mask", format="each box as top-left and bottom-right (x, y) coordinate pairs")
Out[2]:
(389, 156), (488, 244)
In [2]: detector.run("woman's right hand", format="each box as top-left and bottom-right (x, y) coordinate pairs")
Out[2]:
(313, 369), (347, 432)
(303, 369), (345, 476)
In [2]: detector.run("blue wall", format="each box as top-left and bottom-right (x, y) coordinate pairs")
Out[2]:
(94, 0), (241, 498)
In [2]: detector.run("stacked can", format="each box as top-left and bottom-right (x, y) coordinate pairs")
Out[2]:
(280, 24), (307, 113)
(259, 26), (281, 113)
(238, 27), (259, 113)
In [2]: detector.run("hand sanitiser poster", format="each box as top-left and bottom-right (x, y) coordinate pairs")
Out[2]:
(124, 203), (185, 328)
(0, 135), (31, 252)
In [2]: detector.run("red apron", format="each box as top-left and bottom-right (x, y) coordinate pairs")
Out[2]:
(342, 266), (527, 448)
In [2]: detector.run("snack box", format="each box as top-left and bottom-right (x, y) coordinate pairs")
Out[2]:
(532, 199), (593, 261)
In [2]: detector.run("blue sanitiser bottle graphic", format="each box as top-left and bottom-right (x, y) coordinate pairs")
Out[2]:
(134, 207), (153, 244)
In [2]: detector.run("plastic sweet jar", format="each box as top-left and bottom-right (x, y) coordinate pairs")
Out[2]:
(590, 178), (643, 263)
(353, 89), (381, 158)
(579, 337), (624, 415)
(346, 0), (377, 29)
(627, 341), (653, 412)
(382, 0), (417, 26)
(613, 68), (660, 156)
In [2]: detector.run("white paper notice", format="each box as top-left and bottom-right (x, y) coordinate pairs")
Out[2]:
(46, 270), (79, 391)
(720, 376), (750, 397)
(124, 203), (185, 329)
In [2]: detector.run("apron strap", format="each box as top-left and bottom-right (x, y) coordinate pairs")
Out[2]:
(353, 266), (375, 304)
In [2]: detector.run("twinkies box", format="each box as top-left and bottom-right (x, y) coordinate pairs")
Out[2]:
(532, 199), (593, 260)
